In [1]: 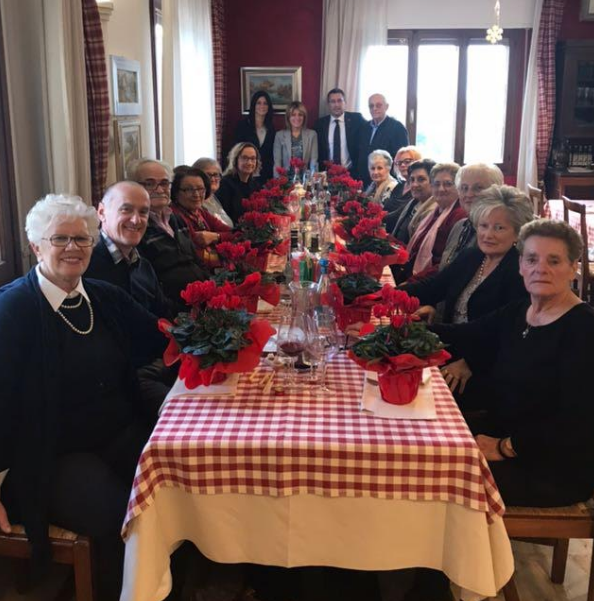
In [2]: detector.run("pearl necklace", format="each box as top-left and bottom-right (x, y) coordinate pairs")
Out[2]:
(57, 296), (94, 335)
(477, 257), (487, 283)
(60, 294), (83, 310)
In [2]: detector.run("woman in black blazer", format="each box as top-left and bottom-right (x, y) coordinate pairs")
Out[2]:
(402, 185), (535, 399)
(234, 90), (276, 182)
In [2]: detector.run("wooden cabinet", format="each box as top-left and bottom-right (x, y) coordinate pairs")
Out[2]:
(546, 169), (594, 200)
(556, 40), (594, 141)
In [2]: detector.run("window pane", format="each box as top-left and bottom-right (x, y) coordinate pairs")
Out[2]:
(464, 43), (509, 164)
(416, 44), (459, 162)
(358, 45), (408, 126)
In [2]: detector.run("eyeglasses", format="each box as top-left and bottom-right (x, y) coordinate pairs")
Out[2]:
(139, 179), (171, 191)
(238, 156), (257, 163)
(206, 173), (222, 181)
(180, 186), (206, 196)
(396, 159), (414, 167)
(459, 184), (486, 195)
(43, 235), (94, 248)
(431, 181), (456, 189)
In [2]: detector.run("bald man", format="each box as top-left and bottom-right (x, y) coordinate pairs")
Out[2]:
(357, 93), (409, 187)
(86, 181), (172, 318)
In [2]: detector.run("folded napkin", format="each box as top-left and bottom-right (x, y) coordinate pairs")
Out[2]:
(159, 373), (240, 414)
(361, 368), (436, 420)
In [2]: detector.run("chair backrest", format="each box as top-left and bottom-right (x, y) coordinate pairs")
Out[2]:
(527, 184), (545, 217)
(562, 196), (590, 299)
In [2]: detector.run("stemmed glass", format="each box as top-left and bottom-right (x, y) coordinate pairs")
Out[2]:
(308, 307), (341, 392)
(277, 310), (309, 390)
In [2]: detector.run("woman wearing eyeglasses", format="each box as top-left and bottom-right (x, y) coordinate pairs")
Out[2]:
(234, 90), (276, 183)
(170, 166), (233, 270)
(192, 157), (233, 228)
(217, 142), (263, 225)
(397, 162), (466, 283)
(0, 194), (165, 600)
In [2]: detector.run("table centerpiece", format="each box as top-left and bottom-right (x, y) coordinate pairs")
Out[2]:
(158, 279), (275, 388)
(348, 285), (450, 405)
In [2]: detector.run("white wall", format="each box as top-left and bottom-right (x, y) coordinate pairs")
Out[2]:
(387, 0), (537, 29)
(100, 0), (156, 183)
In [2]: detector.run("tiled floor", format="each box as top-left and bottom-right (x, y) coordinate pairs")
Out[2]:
(0, 539), (592, 600)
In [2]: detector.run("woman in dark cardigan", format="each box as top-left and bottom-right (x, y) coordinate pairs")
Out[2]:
(403, 185), (534, 400)
(234, 90), (276, 182)
(432, 219), (594, 507)
(217, 142), (262, 225)
(0, 195), (165, 600)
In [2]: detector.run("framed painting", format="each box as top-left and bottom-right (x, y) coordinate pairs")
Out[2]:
(111, 56), (142, 116)
(581, 0), (594, 20)
(114, 119), (142, 180)
(240, 67), (302, 114)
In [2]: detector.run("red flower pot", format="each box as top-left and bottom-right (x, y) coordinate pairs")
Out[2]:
(377, 369), (422, 405)
(335, 305), (372, 332)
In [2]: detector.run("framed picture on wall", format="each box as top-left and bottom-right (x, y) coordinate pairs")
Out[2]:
(111, 56), (142, 116)
(114, 119), (142, 180)
(581, 0), (594, 20)
(240, 67), (302, 114)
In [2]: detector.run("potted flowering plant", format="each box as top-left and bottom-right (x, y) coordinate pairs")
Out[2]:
(158, 279), (275, 388)
(327, 252), (383, 331)
(348, 285), (450, 405)
(235, 210), (289, 273)
(332, 199), (387, 241)
(325, 163), (361, 201)
(333, 216), (408, 279)
(214, 240), (280, 312)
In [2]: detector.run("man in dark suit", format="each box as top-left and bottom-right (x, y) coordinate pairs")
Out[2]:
(314, 88), (365, 175)
(357, 93), (409, 188)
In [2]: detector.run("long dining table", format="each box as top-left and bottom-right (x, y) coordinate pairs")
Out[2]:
(120, 307), (514, 601)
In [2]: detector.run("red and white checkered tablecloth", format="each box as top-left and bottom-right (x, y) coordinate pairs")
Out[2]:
(123, 357), (504, 536)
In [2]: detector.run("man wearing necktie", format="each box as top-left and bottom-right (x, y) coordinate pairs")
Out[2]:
(314, 88), (365, 174)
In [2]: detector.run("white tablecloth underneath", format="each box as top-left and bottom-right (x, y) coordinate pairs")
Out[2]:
(121, 488), (513, 601)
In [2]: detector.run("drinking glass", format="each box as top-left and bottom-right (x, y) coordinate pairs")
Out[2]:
(277, 311), (309, 389)
(312, 307), (341, 392)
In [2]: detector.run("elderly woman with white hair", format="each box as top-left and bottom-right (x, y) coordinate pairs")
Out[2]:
(439, 162), (505, 268)
(432, 218), (594, 507)
(192, 156), (234, 227)
(365, 149), (411, 233)
(0, 195), (164, 600)
(404, 185), (534, 399)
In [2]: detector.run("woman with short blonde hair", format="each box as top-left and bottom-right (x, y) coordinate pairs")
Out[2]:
(273, 101), (318, 174)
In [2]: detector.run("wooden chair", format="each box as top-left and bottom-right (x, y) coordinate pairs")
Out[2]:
(501, 501), (594, 601)
(562, 195), (594, 302)
(527, 184), (546, 217)
(0, 524), (94, 600)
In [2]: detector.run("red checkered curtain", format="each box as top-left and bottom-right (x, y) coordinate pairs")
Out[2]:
(535, 0), (566, 180)
(82, 0), (110, 206)
(211, 0), (226, 162)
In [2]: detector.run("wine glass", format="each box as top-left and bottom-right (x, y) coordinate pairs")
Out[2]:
(312, 307), (341, 392)
(277, 311), (309, 389)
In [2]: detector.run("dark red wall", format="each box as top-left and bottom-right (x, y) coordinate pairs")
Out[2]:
(559, 0), (594, 39)
(222, 0), (323, 162)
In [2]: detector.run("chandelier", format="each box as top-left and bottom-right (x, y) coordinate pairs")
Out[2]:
(486, 0), (504, 44)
